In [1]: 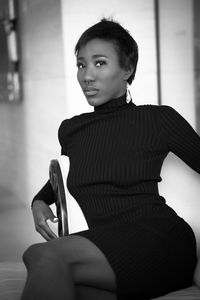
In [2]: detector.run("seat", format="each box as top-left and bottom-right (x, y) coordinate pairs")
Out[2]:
(49, 155), (200, 299)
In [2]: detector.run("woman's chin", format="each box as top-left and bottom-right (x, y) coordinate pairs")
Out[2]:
(86, 95), (105, 107)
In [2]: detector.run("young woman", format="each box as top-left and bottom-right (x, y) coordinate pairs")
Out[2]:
(21, 19), (199, 300)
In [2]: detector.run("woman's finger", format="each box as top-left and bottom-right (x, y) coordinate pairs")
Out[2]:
(35, 220), (57, 241)
(37, 227), (53, 241)
(39, 220), (58, 240)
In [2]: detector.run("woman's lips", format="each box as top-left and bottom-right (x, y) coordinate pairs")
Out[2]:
(84, 89), (99, 96)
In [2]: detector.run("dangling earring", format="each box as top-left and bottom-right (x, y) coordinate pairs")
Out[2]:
(126, 88), (132, 103)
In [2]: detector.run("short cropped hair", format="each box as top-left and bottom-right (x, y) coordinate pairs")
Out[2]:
(75, 19), (138, 85)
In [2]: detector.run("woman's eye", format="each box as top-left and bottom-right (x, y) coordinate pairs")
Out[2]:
(95, 60), (106, 67)
(77, 62), (85, 69)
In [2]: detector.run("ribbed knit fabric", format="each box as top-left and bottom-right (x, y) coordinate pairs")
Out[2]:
(33, 94), (199, 299)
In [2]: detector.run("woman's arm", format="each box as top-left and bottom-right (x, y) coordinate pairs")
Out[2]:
(31, 181), (59, 240)
(157, 105), (200, 174)
(31, 180), (55, 207)
(32, 200), (58, 240)
(31, 119), (70, 239)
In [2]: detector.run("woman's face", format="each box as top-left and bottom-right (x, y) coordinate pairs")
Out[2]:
(76, 38), (129, 107)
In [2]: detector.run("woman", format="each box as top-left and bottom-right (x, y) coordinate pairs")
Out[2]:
(21, 19), (199, 300)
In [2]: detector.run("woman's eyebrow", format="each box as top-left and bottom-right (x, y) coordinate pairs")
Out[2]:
(77, 56), (85, 61)
(92, 54), (108, 59)
(77, 54), (108, 60)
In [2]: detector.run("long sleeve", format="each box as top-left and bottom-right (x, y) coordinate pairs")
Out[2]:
(58, 119), (70, 156)
(31, 180), (55, 207)
(158, 105), (200, 174)
(31, 121), (69, 207)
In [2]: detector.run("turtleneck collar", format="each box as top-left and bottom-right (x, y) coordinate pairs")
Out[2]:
(94, 93), (132, 114)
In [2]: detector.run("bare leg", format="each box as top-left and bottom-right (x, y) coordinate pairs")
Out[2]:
(21, 244), (76, 300)
(21, 235), (117, 300)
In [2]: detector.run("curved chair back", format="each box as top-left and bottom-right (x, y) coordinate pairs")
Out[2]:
(49, 155), (88, 236)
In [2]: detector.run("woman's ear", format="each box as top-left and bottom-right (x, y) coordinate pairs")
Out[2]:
(123, 67), (134, 81)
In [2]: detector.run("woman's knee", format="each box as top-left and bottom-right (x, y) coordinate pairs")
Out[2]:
(22, 237), (76, 269)
(22, 242), (59, 267)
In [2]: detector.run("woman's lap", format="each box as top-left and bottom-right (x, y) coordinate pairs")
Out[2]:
(74, 215), (197, 299)
(23, 234), (117, 292)
(23, 213), (197, 300)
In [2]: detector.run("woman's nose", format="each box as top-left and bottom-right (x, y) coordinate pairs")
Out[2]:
(83, 66), (95, 83)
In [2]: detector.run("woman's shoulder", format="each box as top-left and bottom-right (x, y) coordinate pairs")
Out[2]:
(134, 103), (175, 112)
(58, 112), (94, 139)
(153, 104), (184, 121)
(132, 104), (184, 127)
(134, 103), (180, 119)
(60, 111), (94, 127)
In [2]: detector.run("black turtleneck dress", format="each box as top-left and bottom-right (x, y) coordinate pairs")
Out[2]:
(33, 94), (199, 299)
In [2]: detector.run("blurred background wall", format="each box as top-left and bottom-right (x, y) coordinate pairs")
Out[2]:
(0, 0), (200, 261)
(158, 0), (200, 252)
(0, 0), (66, 260)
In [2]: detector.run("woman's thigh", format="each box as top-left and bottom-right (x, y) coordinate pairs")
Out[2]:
(35, 234), (117, 292)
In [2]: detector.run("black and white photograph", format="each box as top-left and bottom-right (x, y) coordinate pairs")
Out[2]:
(0, 0), (200, 299)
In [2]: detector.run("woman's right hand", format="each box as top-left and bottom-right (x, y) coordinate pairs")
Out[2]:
(32, 200), (59, 241)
